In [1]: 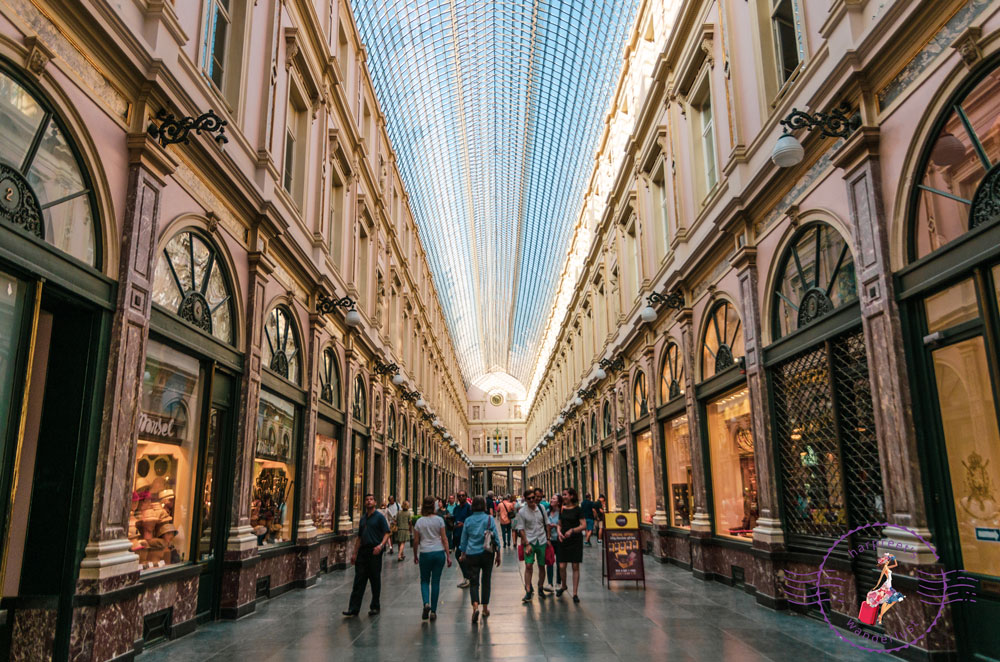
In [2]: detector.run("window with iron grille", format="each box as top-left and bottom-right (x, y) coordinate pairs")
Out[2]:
(771, 327), (884, 542)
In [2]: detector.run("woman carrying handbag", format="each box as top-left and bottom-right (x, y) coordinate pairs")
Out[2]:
(459, 496), (502, 624)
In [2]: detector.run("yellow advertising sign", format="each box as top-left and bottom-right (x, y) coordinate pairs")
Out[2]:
(604, 511), (638, 530)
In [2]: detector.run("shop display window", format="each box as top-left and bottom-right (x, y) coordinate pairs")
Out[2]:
(706, 387), (757, 540)
(604, 447), (616, 512)
(664, 415), (692, 528)
(312, 430), (338, 535)
(131, 340), (202, 571)
(252, 390), (297, 546)
(636, 431), (655, 523)
(352, 433), (367, 524)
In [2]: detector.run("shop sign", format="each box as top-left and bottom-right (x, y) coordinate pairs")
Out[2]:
(137, 411), (180, 441)
(602, 511), (645, 587)
(975, 527), (1000, 542)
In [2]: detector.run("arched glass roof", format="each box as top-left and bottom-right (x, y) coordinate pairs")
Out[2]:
(353, 0), (638, 387)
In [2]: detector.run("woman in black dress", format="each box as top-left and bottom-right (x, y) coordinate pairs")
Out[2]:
(556, 486), (585, 602)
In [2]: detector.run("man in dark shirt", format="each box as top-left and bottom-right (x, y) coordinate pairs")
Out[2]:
(343, 493), (391, 616)
(581, 493), (597, 546)
(451, 490), (472, 588)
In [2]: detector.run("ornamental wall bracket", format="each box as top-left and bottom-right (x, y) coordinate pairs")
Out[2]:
(22, 36), (54, 77)
(952, 26), (983, 68)
(148, 109), (228, 147)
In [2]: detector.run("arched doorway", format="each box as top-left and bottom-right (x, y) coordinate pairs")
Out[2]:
(897, 56), (1000, 658)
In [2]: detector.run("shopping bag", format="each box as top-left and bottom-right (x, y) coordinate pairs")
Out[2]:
(545, 542), (555, 566)
(858, 601), (878, 625)
(518, 543), (525, 561)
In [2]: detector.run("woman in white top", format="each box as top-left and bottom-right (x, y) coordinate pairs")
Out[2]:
(412, 495), (452, 621)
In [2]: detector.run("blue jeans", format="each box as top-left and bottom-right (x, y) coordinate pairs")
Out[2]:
(418, 551), (446, 611)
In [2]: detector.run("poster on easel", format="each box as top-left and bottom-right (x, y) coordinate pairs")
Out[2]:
(602, 511), (645, 588)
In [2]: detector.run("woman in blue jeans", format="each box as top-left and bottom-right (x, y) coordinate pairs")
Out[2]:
(459, 496), (502, 624)
(412, 496), (452, 621)
(546, 494), (562, 588)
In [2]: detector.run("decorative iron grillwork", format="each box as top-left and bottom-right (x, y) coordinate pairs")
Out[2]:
(970, 161), (1000, 229)
(319, 348), (339, 406)
(263, 306), (299, 382)
(771, 328), (883, 540)
(633, 371), (649, 419)
(0, 162), (43, 239)
(352, 375), (367, 423)
(660, 342), (684, 403)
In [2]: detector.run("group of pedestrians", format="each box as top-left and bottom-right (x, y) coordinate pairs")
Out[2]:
(342, 486), (603, 623)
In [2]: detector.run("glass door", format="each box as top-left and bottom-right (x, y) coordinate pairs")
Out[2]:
(918, 269), (1000, 658)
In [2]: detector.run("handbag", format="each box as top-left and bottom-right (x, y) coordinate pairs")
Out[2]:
(545, 542), (555, 566)
(484, 516), (500, 555)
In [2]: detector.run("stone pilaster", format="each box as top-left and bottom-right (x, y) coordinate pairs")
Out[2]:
(832, 129), (934, 555)
(642, 345), (669, 526)
(219, 243), (273, 619)
(292, 313), (322, 587)
(71, 134), (173, 662)
(678, 309), (711, 535)
(337, 346), (357, 532)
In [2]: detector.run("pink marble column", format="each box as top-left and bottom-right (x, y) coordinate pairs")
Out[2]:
(293, 312), (322, 587)
(69, 135), (173, 662)
(678, 308), (712, 576)
(218, 246), (272, 619)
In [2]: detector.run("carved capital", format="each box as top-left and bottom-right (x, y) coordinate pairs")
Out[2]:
(951, 26), (983, 68)
(23, 36), (54, 77)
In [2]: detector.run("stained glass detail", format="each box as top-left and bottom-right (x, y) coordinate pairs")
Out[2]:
(660, 342), (684, 403)
(701, 301), (743, 381)
(772, 223), (856, 339)
(0, 70), (97, 266)
(153, 231), (233, 343)
(262, 306), (300, 383)
(351, 1), (639, 387)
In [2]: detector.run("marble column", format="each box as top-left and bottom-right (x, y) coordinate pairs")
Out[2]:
(731, 241), (786, 604)
(70, 134), (173, 662)
(293, 312), (321, 587)
(678, 308), (712, 577)
(642, 344), (669, 526)
(832, 130), (932, 553)
(218, 241), (273, 619)
(337, 347), (358, 532)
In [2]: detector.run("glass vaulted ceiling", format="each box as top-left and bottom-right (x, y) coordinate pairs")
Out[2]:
(353, 0), (638, 388)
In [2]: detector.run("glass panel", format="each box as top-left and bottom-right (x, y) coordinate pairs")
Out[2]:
(931, 337), (1000, 577)
(313, 429), (339, 535)
(132, 341), (203, 571)
(912, 70), (1000, 260)
(925, 278), (979, 333)
(664, 415), (692, 529)
(352, 433), (366, 524)
(702, 302), (743, 380)
(0, 72), (44, 169)
(617, 447), (629, 510)
(591, 453), (600, 504)
(196, 408), (221, 561)
(706, 387), (756, 540)
(252, 390), (297, 546)
(152, 232), (233, 343)
(604, 447), (616, 512)
(636, 431), (655, 524)
(633, 372), (648, 420)
(262, 307), (299, 384)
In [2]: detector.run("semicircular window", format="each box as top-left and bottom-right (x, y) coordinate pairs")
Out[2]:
(911, 63), (1000, 261)
(352, 375), (368, 424)
(590, 413), (598, 446)
(632, 371), (649, 420)
(0, 68), (99, 266)
(319, 348), (340, 407)
(386, 405), (396, 443)
(660, 342), (685, 403)
(153, 230), (234, 343)
(700, 301), (744, 381)
(772, 223), (857, 339)
(262, 306), (300, 384)
(602, 401), (612, 438)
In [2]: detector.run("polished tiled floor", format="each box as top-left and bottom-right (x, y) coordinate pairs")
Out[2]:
(140, 544), (884, 661)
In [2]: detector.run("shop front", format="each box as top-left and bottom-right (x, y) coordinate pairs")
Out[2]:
(897, 57), (1000, 659)
(0, 60), (115, 660)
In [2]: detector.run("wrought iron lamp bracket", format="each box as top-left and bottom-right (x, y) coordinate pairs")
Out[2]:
(599, 355), (625, 373)
(317, 294), (356, 315)
(578, 387), (597, 400)
(779, 102), (861, 139)
(374, 358), (399, 376)
(148, 109), (229, 147)
(647, 290), (684, 310)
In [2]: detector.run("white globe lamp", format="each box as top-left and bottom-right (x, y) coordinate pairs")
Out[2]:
(771, 133), (804, 167)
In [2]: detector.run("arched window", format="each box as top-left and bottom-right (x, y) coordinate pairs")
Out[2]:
(700, 301), (744, 381)
(263, 305), (300, 383)
(319, 348), (340, 407)
(602, 401), (612, 438)
(0, 66), (100, 266)
(910, 63), (1000, 260)
(352, 375), (367, 423)
(579, 422), (586, 452)
(633, 371), (649, 419)
(590, 413), (598, 446)
(772, 222), (857, 339)
(412, 424), (418, 452)
(660, 342), (685, 403)
(152, 230), (235, 343)
(386, 405), (396, 443)
(400, 415), (408, 447)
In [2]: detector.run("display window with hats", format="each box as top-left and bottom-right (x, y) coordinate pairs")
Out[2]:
(131, 340), (202, 571)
